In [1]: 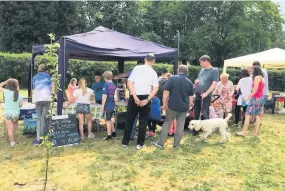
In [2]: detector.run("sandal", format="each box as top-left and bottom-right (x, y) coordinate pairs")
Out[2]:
(235, 132), (245, 137)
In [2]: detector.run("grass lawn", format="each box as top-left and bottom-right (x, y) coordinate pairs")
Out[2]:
(0, 89), (284, 191)
(0, 113), (284, 191)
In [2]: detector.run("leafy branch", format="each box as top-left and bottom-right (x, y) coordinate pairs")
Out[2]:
(41, 33), (61, 191)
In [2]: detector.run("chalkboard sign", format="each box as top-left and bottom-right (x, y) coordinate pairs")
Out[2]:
(45, 115), (80, 147)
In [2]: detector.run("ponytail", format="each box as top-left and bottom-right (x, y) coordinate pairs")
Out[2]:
(82, 86), (87, 96)
(79, 78), (87, 96)
(13, 89), (19, 102)
(5, 78), (19, 102)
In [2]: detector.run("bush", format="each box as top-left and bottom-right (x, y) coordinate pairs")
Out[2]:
(0, 52), (31, 88)
(0, 52), (284, 92)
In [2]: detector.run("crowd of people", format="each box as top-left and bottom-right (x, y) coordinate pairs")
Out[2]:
(1, 54), (269, 148)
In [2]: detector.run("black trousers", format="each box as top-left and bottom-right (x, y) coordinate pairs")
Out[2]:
(122, 95), (150, 146)
(148, 120), (157, 132)
(235, 104), (247, 124)
(194, 94), (211, 120)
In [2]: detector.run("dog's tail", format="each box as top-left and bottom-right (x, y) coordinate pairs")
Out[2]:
(225, 113), (233, 121)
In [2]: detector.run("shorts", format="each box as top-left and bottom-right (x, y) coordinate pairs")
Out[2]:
(4, 113), (19, 122)
(104, 111), (114, 121)
(96, 100), (102, 104)
(76, 103), (91, 114)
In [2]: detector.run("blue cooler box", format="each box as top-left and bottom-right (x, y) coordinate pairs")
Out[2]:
(23, 118), (37, 134)
(19, 109), (37, 120)
(23, 114), (37, 134)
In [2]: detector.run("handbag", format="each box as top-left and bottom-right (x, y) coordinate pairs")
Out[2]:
(234, 89), (241, 100)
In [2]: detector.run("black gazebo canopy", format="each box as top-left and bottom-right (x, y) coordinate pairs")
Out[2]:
(29, 26), (178, 114)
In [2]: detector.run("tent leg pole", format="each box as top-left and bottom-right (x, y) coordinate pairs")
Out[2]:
(57, 38), (67, 115)
(28, 54), (37, 102)
(118, 58), (124, 74)
(173, 59), (178, 75)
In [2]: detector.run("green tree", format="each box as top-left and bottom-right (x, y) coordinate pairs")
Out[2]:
(273, 31), (285, 49)
(176, 1), (284, 67)
(0, 1), (83, 52)
(0, 1), (283, 68)
(140, 31), (162, 44)
(81, 1), (145, 36)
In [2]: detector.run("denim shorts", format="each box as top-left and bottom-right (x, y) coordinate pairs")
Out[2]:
(4, 113), (19, 122)
(76, 104), (91, 114)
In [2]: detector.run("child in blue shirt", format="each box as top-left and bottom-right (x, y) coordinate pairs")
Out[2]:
(91, 72), (104, 104)
(0, 79), (23, 147)
(101, 71), (117, 140)
(147, 96), (161, 137)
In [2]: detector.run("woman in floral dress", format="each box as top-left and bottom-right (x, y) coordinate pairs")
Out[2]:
(214, 73), (234, 118)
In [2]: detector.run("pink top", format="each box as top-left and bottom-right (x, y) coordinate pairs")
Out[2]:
(68, 84), (77, 103)
(253, 81), (265, 98)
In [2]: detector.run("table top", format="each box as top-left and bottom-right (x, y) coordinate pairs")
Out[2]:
(2, 102), (102, 111)
(274, 94), (285, 98)
(60, 102), (101, 107)
(115, 101), (127, 106)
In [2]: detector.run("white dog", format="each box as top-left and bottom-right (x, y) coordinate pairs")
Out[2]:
(189, 114), (232, 143)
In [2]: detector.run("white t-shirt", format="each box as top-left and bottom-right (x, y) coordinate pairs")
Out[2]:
(128, 65), (159, 95)
(73, 88), (93, 104)
(236, 77), (252, 105)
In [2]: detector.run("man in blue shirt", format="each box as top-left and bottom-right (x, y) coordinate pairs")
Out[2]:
(91, 72), (104, 104)
(153, 65), (194, 148)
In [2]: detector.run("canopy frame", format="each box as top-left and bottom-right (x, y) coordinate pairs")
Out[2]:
(29, 26), (178, 114)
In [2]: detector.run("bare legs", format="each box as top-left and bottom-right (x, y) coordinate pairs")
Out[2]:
(78, 113), (93, 139)
(240, 115), (250, 136)
(239, 114), (260, 136)
(78, 114), (84, 137)
(106, 120), (115, 136)
(85, 114), (92, 136)
(5, 120), (17, 143)
(253, 116), (261, 136)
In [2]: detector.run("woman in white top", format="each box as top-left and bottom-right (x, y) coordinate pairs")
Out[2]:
(73, 78), (95, 140)
(214, 73), (234, 118)
(234, 69), (252, 126)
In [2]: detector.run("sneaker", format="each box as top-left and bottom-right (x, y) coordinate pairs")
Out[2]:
(111, 132), (117, 138)
(153, 141), (163, 149)
(122, 144), (128, 148)
(81, 136), (85, 141)
(103, 136), (112, 140)
(136, 144), (146, 150)
(88, 133), (95, 139)
(32, 138), (41, 145)
(9, 141), (16, 147)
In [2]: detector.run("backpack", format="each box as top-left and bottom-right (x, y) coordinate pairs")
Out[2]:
(148, 97), (162, 121)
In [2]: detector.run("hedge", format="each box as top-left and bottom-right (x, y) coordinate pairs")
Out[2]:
(0, 52), (284, 92)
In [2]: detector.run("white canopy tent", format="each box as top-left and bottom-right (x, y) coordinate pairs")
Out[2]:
(223, 48), (285, 72)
